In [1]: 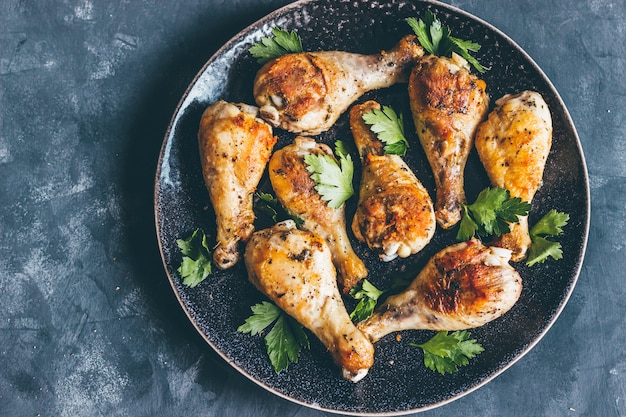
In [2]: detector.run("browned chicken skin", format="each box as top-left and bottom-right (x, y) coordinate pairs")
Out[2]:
(245, 220), (374, 382)
(408, 54), (489, 229)
(254, 35), (424, 135)
(349, 100), (436, 261)
(475, 91), (553, 261)
(197, 100), (277, 269)
(357, 239), (522, 343)
(269, 137), (367, 292)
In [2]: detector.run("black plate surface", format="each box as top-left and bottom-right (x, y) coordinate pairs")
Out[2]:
(154, 0), (589, 414)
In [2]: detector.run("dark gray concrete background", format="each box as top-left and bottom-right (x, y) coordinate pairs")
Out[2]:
(0, 0), (623, 416)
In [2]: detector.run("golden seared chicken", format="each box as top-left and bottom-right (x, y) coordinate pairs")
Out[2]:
(254, 35), (424, 135)
(475, 91), (553, 261)
(269, 137), (367, 292)
(408, 53), (489, 229)
(198, 100), (277, 269)
(349, 100), (436, 261)
(245, 220), (375, 382)
(357, 239), (522, 342)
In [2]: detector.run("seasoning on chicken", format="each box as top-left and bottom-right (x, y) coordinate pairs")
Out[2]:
(269, 137), (367, 292)
(474, 90), (553, 261)
(254, 35), (424, 135)
(357, 239), (522, 343)
(349, 100), (436, 261)
(197, 100), (277, 269)
(244, 220), (374, 382)
(408, 53), (489, 229)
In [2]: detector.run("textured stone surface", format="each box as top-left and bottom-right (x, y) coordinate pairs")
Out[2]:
(0, 0), (623, 416)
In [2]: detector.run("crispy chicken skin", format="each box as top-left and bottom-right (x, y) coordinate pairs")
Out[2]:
(349, 100), (436, 261)
(408, 54), (489, 229)
(475, 91), (553, 261)
(244, 220), (374, 382)
(254, 35), (424, 135)
(357, 239), (522, 343)
(269, 137), (367, 292)
(197, 100), (277, 269)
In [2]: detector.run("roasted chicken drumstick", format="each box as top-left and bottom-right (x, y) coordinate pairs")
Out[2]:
(254, 35), (424, 135)
(475, 90), (553, 261)
(197, 100), (277, 269)
(245, 220), (375, 382)
(357, 239), (522, 343)
(269, 137), (367, 292)
(408, 53), (489, 229)
(350, 100), (436, 261)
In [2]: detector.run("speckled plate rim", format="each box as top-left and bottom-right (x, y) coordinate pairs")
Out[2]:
(154, 0), (590, 415)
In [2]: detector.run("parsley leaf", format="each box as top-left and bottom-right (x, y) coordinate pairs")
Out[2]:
(406, 10), (486, 73)
(526, 209), (569, 266)
(265, 314), (309, 372)
(362, 105), (409, 155)
(237, 301), (281, 335)
(334, 139), (355, 159)
(349, 279), (384, 322)
(249, 28), (303, 64)
(410, 330), (484, 374)
(304, 142), (355, 209)
(457, 187), (531, 242)
(176, 228), (213, 288)
(255, 192), (281, 222)
(238, 301), (310, 372)
(530, 209), (569, 237)
(254, 192), (304, 227)
(348, 274), (415, 323)
(526, 236), (563, 266)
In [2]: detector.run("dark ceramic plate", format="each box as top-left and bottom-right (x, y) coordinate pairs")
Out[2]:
(154, 0), (590, 414)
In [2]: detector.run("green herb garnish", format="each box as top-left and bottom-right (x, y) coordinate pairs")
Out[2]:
(406, 10), (485, 73)
(526, 209), (569, 266)
(304, 142), (355, 209)
(457, 187), (531, 241)
(411, 330), (484, 374)
(349, 279), (384, 323)
(255, 192), (304, 227)
(362, 105), (409, 156)
(334, 139), (356, 160)
(238, 301), (310, 372)
(176, 228), (213, 288)
(249, 28), (303, 64)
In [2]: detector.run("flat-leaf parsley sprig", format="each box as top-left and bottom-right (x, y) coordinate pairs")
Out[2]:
(406, 10), (486, 73)
(176, 228), (213, 288)
(410, 330), (484, 374)
(304, 141), (355, 209)
(348, 276), (413, 323)
(526, 209), (570, 266)
(254, 192), (304, 227)
(349, 279), (384, 323)
(334, 138), (356, 160)
(237, 301), (310, 372)
(249, 28), (303, 64)
(457, 187), (531, 242)
(362, 105), (410, 156)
